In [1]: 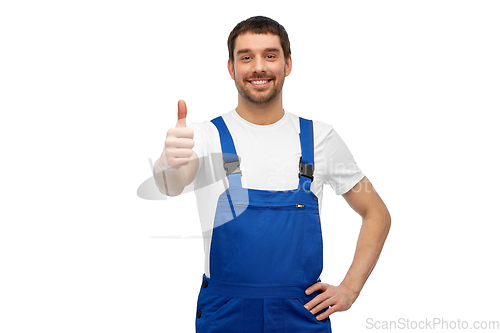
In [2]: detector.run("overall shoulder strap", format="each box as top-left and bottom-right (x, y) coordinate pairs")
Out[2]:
(210, 116), (242, 188)
(298, 117), (315, 190)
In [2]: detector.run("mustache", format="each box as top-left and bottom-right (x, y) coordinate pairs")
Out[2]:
(246, 75), (276, 80)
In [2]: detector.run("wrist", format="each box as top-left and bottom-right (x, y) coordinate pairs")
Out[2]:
(339, 281), (361, 303)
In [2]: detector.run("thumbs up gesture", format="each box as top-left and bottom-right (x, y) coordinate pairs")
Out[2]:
(164, 100), (195, 170)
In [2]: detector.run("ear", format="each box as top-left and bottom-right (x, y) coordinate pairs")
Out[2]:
(227, 59), (235, 80)
(285, 55), (292, 77)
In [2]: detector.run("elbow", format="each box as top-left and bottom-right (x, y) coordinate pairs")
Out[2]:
(384, 209), (391, 235)
(379, 206), (391, 237)
(365, 206), (391, 236)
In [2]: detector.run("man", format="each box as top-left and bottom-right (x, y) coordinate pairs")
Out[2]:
(154, 16), (390, 333)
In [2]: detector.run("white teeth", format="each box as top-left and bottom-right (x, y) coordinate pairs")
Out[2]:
(251, 80), (269, 85)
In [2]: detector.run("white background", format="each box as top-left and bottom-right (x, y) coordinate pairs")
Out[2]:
(1, 0), (499, 332)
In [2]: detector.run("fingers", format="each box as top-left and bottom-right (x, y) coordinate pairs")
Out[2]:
(166, 137), (195, 148)
(176, 99), (187, 128)
(164, 129), (194, 169)
(164, 147), (193, 169)
(304, 290), (329, 312)
(304, 293), (335, 321)
(166, 127), (194, 140)
(305, 282), (325, 295)
(315, 305), (341, 321)
(303, 284), (354, 321)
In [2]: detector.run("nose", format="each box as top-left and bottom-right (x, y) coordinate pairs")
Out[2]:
(252, 57), (267, 73)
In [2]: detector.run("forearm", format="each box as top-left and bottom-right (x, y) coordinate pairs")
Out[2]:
(340, 209), (391, 298)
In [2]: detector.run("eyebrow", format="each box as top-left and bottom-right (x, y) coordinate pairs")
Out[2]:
(236, 48), (281, 55)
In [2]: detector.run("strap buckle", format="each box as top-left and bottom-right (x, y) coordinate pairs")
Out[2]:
(224, 159), (241, 177)
(298, 157), (314, 181)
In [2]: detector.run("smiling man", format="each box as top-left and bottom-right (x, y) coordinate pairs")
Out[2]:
(230, 32), (290, 109)
(154, 16), (391, 333)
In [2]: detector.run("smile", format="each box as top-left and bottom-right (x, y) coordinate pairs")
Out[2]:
(249, 79), (272, 87)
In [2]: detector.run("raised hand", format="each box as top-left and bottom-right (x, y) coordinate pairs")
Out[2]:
(163, 100), (195, 169)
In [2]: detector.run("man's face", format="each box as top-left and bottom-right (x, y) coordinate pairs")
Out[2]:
(228, 32), (292, 106)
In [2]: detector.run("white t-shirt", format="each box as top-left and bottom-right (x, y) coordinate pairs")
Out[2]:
(182, 109), (364, 277)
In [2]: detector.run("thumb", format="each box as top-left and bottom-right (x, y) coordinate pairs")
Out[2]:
(176, 100), (187, 128)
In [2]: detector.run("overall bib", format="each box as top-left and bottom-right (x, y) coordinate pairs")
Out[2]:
(195, 116), (332, 333)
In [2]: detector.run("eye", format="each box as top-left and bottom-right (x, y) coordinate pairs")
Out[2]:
(241, 56), (251, 61)
(266, 54), (276, 59)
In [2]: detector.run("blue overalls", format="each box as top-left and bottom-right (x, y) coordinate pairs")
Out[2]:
(195, 116), (332, 332)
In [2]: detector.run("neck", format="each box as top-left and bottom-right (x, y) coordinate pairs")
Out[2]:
(235, 94), (285, 125)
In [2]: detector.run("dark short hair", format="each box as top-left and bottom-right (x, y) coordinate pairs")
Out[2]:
(227, 16), (291, 63)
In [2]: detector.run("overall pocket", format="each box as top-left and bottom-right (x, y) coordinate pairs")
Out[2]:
(196, 291), (242, 332)
(283, 295), (332, 332)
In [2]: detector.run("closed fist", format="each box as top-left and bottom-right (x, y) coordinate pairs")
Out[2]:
(164, 100), (195, 169)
